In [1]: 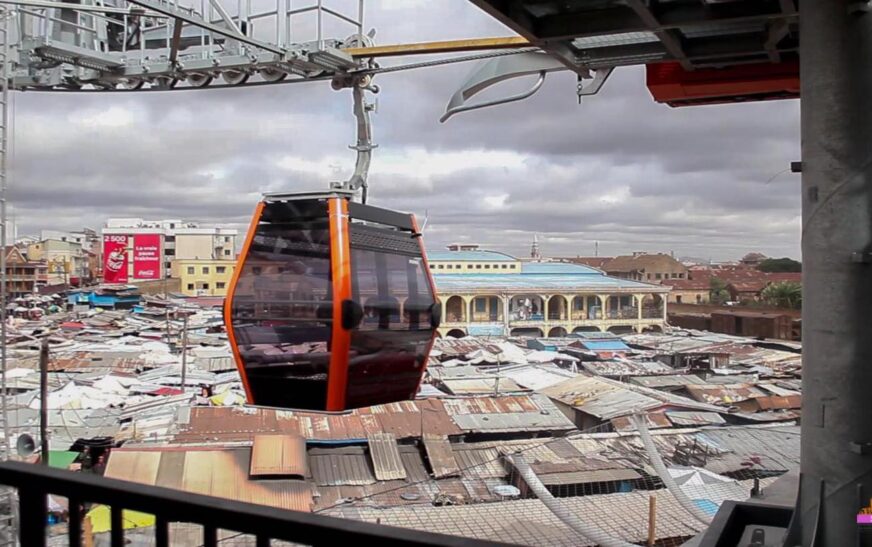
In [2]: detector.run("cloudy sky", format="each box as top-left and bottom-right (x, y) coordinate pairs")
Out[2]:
(8, 0), (801, 261)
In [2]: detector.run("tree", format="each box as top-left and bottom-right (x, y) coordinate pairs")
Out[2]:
(710, 277), (730, 304)
(761, 281), (802, 309)
(758, 257), (802, 272)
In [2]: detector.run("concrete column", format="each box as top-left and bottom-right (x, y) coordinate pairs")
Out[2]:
(799, 3), (872, 545)
(502, 293), (510, 335)
(661, 294), (667, 321)
(636, 294), (644, 320)
(543, 294), (550, 320)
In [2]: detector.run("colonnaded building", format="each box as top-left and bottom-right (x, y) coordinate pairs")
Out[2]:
(429, 246), (670, 338)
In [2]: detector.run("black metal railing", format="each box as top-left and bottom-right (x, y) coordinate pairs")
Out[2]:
(0, 461), (507, 547)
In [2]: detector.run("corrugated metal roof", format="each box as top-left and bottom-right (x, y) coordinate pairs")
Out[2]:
(423, 434), (460, 479)
(309, 447), (377, 486)
(520, 263), (601, 275)
(538, 468), (642, 486)
(438, 377), (527, 395)
(578, 340), (631, 351)
(250, 435), (307, 477)
(629, 375), (709, 389)
(452, 446), (506, 479)
(325, 479), (773, 546)
(499, 364), (578, 391)
(665, 411), (727, 427)
(367, 433), (407, 481)
(106, 448), (312, 512)
(685, 384), (768, 405)
(432, 273), (662, 292)
(611, 412), (672, 432)
(541, 374), (722, 420)
(172, 399), (462, 443)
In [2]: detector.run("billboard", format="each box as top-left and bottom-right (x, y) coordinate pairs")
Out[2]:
(103, 234), (129, 283)
(133, 234), (162, 280)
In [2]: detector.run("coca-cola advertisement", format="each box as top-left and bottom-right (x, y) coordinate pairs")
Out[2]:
(133, 234), (162, 280)
(103, 235), (129, 283)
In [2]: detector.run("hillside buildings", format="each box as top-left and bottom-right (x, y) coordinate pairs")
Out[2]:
(3, 246), (47, 298)
(430, 246), (669, 338)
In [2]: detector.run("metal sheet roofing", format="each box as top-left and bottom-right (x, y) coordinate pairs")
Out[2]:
(367, 433), (407, 481)
(520, 262), (601, 275)
(540, 374), (721, 420)
(537, 468), (642, 486)
(423, 434), (461, 479)
(499, 364), (579, 391)
(172, 399), (463, 443)
(250, 435), (307, 477)
(578, 340), (631, 351)
(326, 478), (773, 546)
(106, 448), (313, 512)
(665, 411), (727, 427)
(432, 272), (663, 292)
(309, 447), (377, 486)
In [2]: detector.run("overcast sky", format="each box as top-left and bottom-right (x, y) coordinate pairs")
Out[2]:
(8, 0), (801, 261)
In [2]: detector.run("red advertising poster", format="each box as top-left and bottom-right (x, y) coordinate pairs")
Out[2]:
(133, 234), (162, 280)
(103, 235), (129, 283)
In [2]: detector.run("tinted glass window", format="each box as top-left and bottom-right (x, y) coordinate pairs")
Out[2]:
(229, 200), (332, 410)
(346, 223), (435, 408)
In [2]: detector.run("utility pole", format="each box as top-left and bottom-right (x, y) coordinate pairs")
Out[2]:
(798, 2), (872, 545)
(39, 338), (49, 466)
(180, 313), (188, 389)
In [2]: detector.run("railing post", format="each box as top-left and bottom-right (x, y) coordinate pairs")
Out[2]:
(18, 488), (47, 547)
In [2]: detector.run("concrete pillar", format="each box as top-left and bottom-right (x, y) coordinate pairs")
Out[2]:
(503, 293), (510, 334)
(543, 294), (550, 320)
(799, 3), (872, 545)
(661, 294), (667, 321)
(636, 294), (644, 320)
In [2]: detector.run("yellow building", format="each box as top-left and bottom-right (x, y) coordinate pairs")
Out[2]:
(171, 259), (235, 296)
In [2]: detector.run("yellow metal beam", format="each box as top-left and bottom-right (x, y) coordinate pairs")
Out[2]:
(344, 36), (532, 58)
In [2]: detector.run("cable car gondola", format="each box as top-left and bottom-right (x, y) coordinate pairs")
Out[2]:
(225, 190), (440, 411)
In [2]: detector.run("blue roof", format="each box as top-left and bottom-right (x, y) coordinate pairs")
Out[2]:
(521, 262), (601, 275)
(579, 340), (632, 351)
(432, 273), (660, 291)
(427, 250), (516, 262)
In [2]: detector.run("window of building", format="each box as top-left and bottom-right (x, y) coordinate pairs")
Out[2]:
(202, 283), (209, 289)
(217, 282), (226, 289)
(476, 264), (482, 269)
(224, 249), (231, 256)
(224, 236), (231, 243)
(676, 295), (683, 304)
(475, 298), (486, 313)
(655, 273), (662, 279)
(447, 264), (453, 269)
(217, 266), (226, 274)
(679, 273), (685, 279)
(187, 283), (194, 290)
(501, 264), (508, 269)
(696, 294), (703, 303)
(647, 273), (652, 279)
(187, 266), (194, 275)
(484, 264), (490, 269)
(202, 267), (210, 274)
